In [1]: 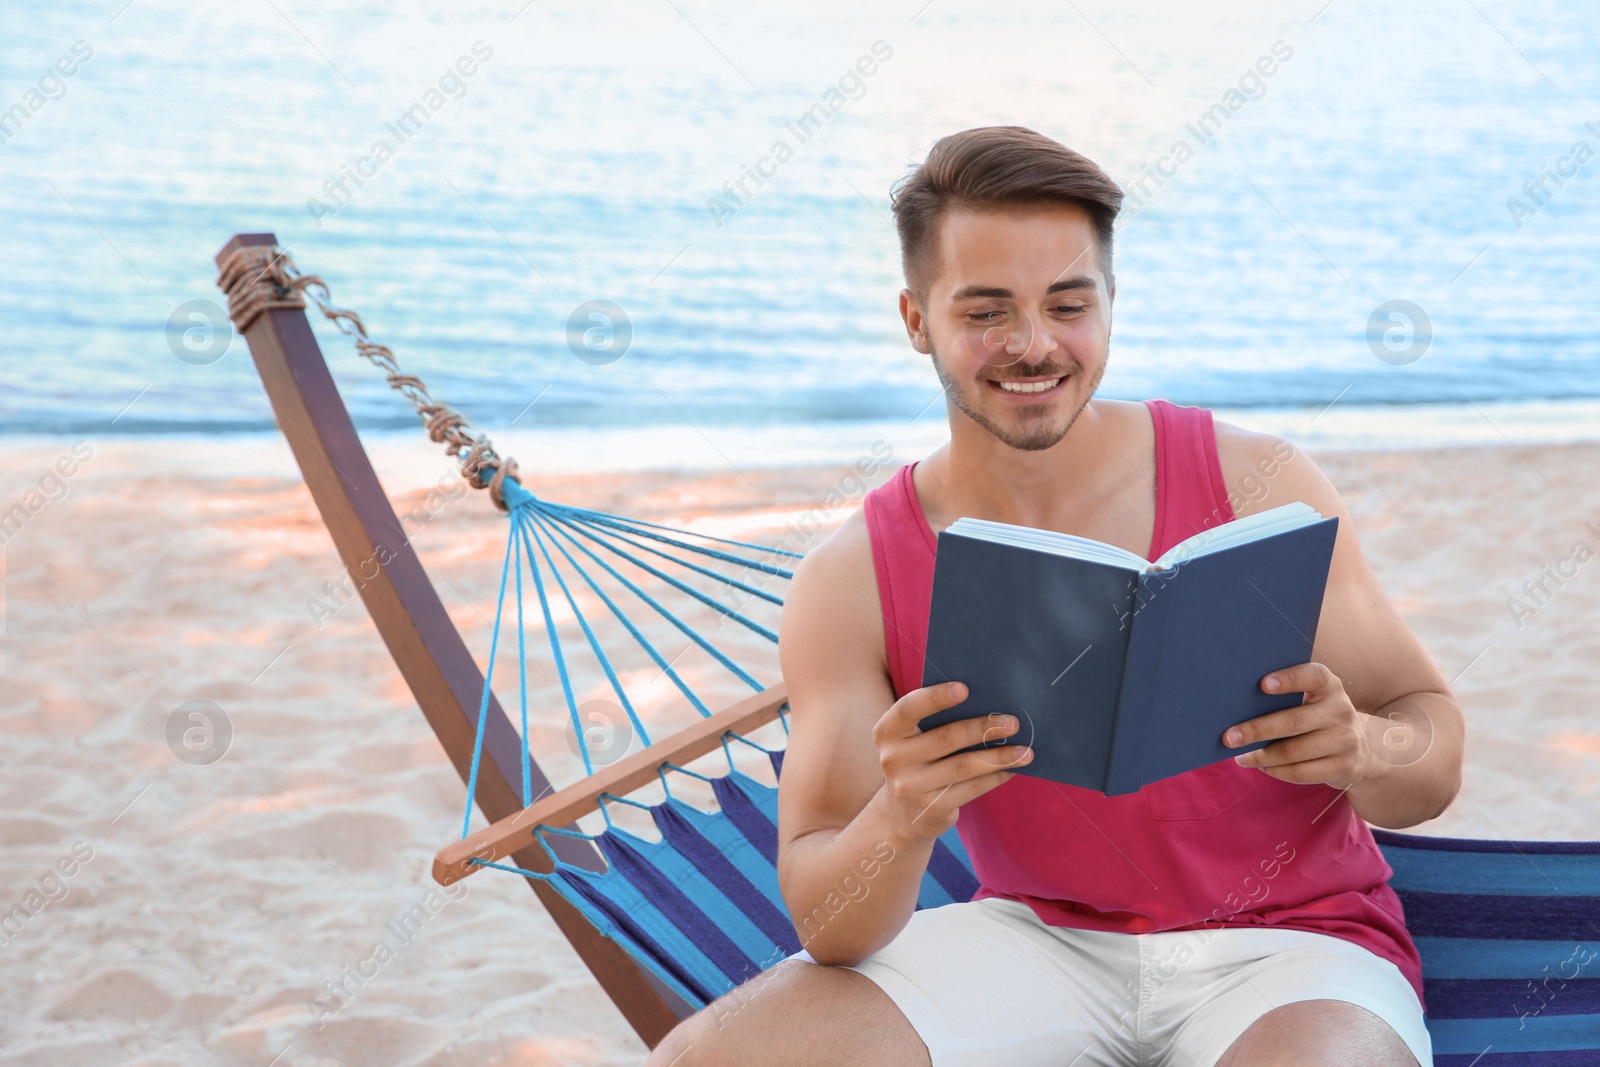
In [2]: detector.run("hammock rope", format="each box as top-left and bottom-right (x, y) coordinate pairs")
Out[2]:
(521, 517), (648, 757)
(461, 517), (519, 840)
(511, 495), (768, 691)
(546, 508), (787, 608)
(528, 503), (781, 646)
(216, 243), (524, 509)
(523, 506), (706, 724)
(545, 502), (802, 567)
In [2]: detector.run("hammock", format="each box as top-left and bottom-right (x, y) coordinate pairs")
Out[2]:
(1372, 830), (1600, 1066)
(437, 473), (981, 1009)
(216, 232), (1600, 1063)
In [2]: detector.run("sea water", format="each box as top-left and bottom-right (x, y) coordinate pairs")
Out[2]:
(1, 0), (1597, 463)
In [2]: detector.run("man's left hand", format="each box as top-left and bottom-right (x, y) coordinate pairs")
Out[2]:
(1222, 662), (1378, 790)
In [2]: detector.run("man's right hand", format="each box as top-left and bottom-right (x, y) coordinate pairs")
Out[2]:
(872, 680), (1033, 840)
(776, 513), (1034, 966)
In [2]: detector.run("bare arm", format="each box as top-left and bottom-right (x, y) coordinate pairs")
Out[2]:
(1215, 424), (1465, 828)
(775, 510), (1026, 966)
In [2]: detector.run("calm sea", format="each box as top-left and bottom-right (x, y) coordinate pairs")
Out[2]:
(2, 0), (1597, 455)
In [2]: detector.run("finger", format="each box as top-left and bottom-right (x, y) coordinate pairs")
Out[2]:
(909, 712), (1020, 761)
(1223, 700), (1334, 749)
(952, 741), (1034, 774)
(1233, 729), (1339, 768)
(913, 764), (1024, 827)
(950, 765), (1021, 805)
(1249, 754), (1356, 788)
(880, 681), (971, 740)
(911, 743), (1033, 794)
(1260, 661), (1339, 698)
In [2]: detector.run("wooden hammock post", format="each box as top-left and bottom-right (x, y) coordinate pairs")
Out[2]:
(215, 232), (693, 1046)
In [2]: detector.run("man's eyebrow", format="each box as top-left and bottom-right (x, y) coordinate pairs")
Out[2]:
(947, 276), (1098, 301)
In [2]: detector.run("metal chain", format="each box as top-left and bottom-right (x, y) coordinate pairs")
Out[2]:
(217, 244), (522, 510)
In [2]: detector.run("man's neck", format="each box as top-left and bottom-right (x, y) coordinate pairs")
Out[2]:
(918, 398), (1142, 533)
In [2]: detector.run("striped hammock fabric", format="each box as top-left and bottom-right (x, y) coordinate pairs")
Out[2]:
(1373, 829), (1600, 1066)
(476, 745), (980, 1008)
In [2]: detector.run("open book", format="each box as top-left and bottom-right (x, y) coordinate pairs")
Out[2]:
(918, 503), (1339, 795)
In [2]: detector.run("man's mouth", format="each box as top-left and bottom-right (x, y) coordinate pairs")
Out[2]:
(989, 375), (1067, 395)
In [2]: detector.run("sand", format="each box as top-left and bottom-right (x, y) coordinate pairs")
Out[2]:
(2, 431), (1597, 1066)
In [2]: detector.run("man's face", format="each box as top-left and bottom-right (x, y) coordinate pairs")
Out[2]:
(901, 203), (1113, 452)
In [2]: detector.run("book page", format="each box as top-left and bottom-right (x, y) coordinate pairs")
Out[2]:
(1150, 502), (1323, 570)
(944, 502), (1324, 572)
(943, 517), (1148, 570)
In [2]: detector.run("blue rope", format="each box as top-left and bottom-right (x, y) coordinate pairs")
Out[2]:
(459, 470), (790, 856)
(542, 502), (802, 563)
(461, 519), (520, 840)
(539, 823), (602, 843)
(520, 516), (653, 757)
(533, 502), (779, 648)
(661, 759), (717, 784)
(723, 731), (774, 775)
(530, 503), (766, 691)
(512, 509), (532, 805)
(524, 507), (710, 720)
(469, 857), (554, 881)
(516, 504), (589, 780)
(600, 790), (655, 812)
(542, 504), (797, 578)
(554, 510), (785, 607)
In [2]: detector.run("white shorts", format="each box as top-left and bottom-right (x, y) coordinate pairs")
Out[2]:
(789, 896), (1431, 1067)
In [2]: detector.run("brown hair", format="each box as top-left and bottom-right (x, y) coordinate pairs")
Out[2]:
(890, 126), (1124, 299)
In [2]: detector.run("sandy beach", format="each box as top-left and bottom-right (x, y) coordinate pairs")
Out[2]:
(2, 430), (1598, 1066)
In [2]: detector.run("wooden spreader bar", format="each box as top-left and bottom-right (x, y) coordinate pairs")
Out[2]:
(433, 685), (789, 885)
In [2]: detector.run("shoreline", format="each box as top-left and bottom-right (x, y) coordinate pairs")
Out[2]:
(6, 395), (1600, 480)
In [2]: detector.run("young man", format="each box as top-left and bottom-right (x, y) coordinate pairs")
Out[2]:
(645, 126), (1463, 1066)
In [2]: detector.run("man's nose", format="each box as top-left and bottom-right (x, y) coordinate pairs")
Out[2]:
(1002, 311), (1057, 360)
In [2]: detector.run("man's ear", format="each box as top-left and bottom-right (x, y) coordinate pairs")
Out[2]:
(899, 289), (931, 354)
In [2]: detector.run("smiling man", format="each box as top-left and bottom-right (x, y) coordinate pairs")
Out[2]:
(645, 125), (1463, 1067)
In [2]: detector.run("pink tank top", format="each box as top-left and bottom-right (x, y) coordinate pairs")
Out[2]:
(863, 398), (1424, 1007)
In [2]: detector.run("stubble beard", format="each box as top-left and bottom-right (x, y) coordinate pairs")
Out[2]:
(928, 340), (1107, 453)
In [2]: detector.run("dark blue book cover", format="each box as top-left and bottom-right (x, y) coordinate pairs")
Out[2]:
(918, 516), (1338, 795)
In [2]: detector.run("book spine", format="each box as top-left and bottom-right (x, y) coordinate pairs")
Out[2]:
(1103, 565), (1179, 794)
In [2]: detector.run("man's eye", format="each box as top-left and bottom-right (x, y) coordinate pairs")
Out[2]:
(1056, 305), (1088, 314)
(967, 312), (1004, 322)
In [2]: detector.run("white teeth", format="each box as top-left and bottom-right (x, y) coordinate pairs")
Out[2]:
(997, 377), (1063, 394)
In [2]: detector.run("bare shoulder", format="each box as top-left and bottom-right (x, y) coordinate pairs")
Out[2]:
(1212, 416), (1344, 521)
(776, 503), (898, 843)
(1093, 397), (1153, 419)
(787, 506), (878, 610)
(779, 506), (885, 677)
(1212, 422), (1454, 721)
(1090, 397), (1158, 440)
